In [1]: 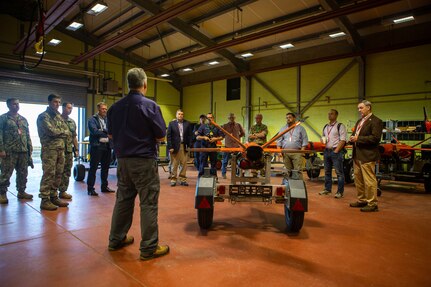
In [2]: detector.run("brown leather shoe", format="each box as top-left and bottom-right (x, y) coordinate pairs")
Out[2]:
(349, 201), (367, 208)
(361, 205), (379, 212)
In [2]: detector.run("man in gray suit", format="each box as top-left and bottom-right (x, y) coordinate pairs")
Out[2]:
(349, 100), (383, 212)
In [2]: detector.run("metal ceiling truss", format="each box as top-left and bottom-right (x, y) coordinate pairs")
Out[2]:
(143, 0), (398, 71)
(128, 0), (248, 72)
(125, 0), (257, 53)
(71, 0), (209, 64)
(146, 5), (323, 65)
(319, 0), (362, 49)
(179, 21), (431, 87)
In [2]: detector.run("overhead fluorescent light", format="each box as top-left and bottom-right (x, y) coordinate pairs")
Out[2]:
(160, 73), (170, 77)
(66, 22), (83, 31)
(208, 61), (219, 65)
(182, 67), (193, 72)
(393, 15), (414, 24)
(279, 43), (294, 49)
(329, 32), (346, 38)
(47, 39), (62, 46)
(87, 2), (108, 15)
(240, 52), (253, 58)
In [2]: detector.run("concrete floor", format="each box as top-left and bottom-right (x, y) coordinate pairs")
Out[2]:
(0, 163), (430, 287)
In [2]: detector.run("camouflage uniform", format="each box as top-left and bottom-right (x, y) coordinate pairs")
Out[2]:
(0, 113), (32, 195)
(59, 117), (77, 193)
(37, 107), (70, 199)
(249, 123), (268, 145)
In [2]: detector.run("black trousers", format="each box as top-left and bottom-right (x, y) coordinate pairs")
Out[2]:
(87, 144), (111, 191)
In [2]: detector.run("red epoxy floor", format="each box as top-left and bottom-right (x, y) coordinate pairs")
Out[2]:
(1, 164), (430, 287)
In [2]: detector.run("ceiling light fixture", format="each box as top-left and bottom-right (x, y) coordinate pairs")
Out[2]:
(393, 15), (414, 24)
(208, 61), (220, 65)
(160, 73), (170, 77)
(240, 52), (254, 58)
(279, 43), (294, 49)
(66, 21), (83, 31)
(329, 31), (346, 38)
(87, 2), (108, 16)
(47, 39), (62, 46)
(35, 51), (47, 55)
(182, 67), (193, 72)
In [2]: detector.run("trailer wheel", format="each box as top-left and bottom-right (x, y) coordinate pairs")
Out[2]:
(73, 164), (86, 181)
(284, 204), (304, 233)
(306, 168), (320, 179)
(344, 159), (355, 183)
(197, 208), (214, 229)
(422, 164), (431, 193)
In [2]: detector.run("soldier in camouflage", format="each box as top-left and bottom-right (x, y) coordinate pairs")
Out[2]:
(37, 94), (71, 211)
(59, 102), (79, 200)
(0, 98), (33, 204)
(248, 114), (268, 145)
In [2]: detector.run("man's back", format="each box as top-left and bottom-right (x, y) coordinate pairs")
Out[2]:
(108, 92), (166, 158)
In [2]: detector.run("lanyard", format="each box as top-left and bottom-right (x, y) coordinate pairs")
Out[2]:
(355, 114), (372, 136)
(326, 121), (337, 143)
(288, 127), (295, 142)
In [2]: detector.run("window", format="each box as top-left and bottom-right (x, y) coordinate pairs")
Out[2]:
(226, 78), (241, 101)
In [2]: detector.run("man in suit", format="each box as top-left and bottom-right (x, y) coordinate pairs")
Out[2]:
(167, 109), (192, 186)
(87, 102), (115, 196)
(349, 100), (383, 212)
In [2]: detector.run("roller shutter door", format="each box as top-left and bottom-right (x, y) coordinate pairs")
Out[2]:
(0, 69), (87, 107)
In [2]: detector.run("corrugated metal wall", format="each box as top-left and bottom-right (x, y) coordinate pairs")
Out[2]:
(0, 69), (87, 107)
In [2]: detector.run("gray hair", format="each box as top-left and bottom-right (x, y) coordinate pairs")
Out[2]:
(361, 100), (372, 109)
(127, 68), (147, 90)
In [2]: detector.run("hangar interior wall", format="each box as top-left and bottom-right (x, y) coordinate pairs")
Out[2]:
(182, 45), (431, 144)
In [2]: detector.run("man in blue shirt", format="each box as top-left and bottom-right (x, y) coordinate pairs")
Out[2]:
(277, 112), (308, 179)
(107, 67), (169, 261)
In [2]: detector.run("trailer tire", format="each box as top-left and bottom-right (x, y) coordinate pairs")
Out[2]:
(73, 164), (86, 181)
(344, 159), (355, 183)
(197, 208), (214, 229)
(422, 164), (431, 193)
(306, 168), (320, 179)
(284, 204), (304, 233)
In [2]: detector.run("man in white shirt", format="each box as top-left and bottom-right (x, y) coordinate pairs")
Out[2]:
(319, 109), (347, 198)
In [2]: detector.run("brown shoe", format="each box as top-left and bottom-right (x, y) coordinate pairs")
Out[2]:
(17, 191), (33, 199)
(40, 198), (57, 211)
(361, 205), (378, 212)
(50, 197), (69, 207)
(108, 235), (134, 251)
(140, 244), (170, 261)
(350, 201), (367, 208)
(0, 193), (8, 204)
(59, 192), (73, 199)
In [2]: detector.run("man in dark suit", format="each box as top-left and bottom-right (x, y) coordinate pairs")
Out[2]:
(87, 102), (115, 196)
(349, 100), (383, 212)
(167, 109), (192, 186)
